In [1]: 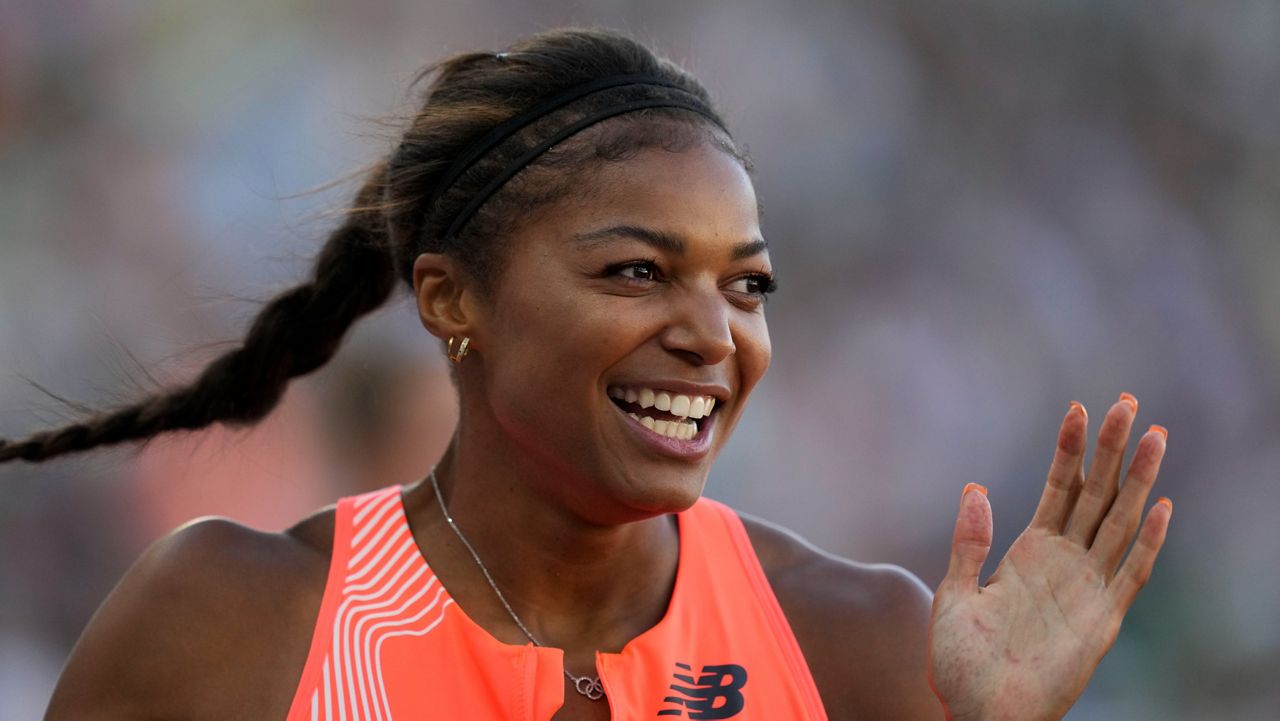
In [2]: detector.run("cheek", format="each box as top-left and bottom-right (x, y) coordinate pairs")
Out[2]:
(497, 290), (630, 367)
(483, 287), (632, 424)
(736, 314), (772, 394)
(710, 316), (770, 447)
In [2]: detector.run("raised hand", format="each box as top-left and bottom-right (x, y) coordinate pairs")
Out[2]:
(927, 394), (1172, 721)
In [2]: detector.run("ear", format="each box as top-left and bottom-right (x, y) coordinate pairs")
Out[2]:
(412, 252), (480, 344)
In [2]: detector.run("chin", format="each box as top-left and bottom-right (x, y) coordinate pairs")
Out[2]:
(611, 466), (709, 518)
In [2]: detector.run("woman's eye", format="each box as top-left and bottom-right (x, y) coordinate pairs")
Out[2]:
(609, 260), (660, 282)
(728, 273), (778, 297)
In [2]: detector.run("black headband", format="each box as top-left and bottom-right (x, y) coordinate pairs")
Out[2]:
(429, 73), (725, 240)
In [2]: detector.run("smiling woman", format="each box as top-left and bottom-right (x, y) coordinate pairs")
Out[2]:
(427, 141), (775, 525)
(1, 27), (1171, 721)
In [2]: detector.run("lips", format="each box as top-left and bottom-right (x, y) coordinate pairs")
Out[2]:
(606, 385), (722, 441)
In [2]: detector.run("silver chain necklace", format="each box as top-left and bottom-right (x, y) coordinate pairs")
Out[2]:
(429, 469), (607, 701)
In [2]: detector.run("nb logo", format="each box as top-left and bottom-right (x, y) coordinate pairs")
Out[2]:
(658, 662), (748, 719)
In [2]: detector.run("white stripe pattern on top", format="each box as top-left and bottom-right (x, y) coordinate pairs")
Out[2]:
(306, 487), (454, 721)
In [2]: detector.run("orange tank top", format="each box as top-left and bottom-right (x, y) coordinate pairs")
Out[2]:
(284, 485), (829, 720)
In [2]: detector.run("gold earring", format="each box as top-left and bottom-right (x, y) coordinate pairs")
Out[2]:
(447, 336), (471, 363)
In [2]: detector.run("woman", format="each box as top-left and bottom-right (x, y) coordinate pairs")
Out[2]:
(3, 27), (1171, 720)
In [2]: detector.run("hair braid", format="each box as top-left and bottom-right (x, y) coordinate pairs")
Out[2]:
(2, 27), (743, 465)
(0, 167), (396, 463)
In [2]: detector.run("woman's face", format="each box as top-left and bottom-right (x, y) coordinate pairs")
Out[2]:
(472, 138), (772, 522)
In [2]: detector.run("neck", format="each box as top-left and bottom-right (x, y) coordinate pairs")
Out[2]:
(401, 414), (681, 654)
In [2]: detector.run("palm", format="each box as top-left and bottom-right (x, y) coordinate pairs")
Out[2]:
(932, 529), (1111, 717)
(928, 397), (1172, 721)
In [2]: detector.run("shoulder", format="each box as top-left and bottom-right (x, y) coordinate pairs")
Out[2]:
(46, 507), (337, 720)
(737, 511), (944, 721)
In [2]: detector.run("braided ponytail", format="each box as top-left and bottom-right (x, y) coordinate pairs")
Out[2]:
(1, 27), (742, 465)
(0, 167), (396, 463)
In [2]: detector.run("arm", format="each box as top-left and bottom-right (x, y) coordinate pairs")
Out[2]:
(44, 517), (327, 721)
(743, 515), (946, 721)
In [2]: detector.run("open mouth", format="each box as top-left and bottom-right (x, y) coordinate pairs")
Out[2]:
(606, 386), (720, 441)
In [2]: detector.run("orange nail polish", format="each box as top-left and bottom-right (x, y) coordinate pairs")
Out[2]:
(1119, 392), (1138, 412)
(1156, 496), (1173, 511)
(1069, 400), (1085, 417)
(962, 482), (988, 499)
(1148, 424), (1168, 441)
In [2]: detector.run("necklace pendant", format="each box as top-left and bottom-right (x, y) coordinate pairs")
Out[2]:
(432, 469), (607, 703)
(574, 675), (605, 701)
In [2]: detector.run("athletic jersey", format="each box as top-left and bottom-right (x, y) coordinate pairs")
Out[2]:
(284, 485), (829, 720)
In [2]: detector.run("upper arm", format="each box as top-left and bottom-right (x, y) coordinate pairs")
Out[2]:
(741, 513), (944, 721)
(44, 517), (326, 721)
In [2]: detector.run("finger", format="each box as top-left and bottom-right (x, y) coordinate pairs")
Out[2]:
(1088, 425), (1168, 577)
(1029, 401), (1088, 533)
(1065, 393), (1138, 547)
(943, 483), (993, 593)
(1108, 497), (1172, 611)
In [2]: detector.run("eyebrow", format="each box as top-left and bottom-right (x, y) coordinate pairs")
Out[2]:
(571, 224), (768, 260)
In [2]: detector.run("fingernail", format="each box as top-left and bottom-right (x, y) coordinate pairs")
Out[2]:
(962, 482), (988, 499)
(1116, 391), (1136, 414)
(1148, 424), (1168, 441)
(1119, 392), (1139, 412)
(1069, 400), (1086, 419)
(1156, 496), (1173, 512)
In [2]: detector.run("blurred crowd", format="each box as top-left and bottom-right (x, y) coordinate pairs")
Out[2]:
(1, 1), (1277, 718)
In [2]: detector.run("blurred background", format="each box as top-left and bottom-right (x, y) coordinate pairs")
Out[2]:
(1, 0), (1277, 718)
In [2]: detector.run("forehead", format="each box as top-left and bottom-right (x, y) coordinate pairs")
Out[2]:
(524, 142), (763, 253)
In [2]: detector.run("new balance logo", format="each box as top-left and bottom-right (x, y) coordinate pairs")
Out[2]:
(658, 662), (748, 719)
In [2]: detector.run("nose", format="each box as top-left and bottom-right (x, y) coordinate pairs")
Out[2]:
(659, 285), (736, 366)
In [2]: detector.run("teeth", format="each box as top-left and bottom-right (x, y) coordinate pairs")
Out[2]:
(607, 386), (720, 420)
(624, 411), (700, 440)
(670, 394), (690, 417)
(689, 397), (706, 419)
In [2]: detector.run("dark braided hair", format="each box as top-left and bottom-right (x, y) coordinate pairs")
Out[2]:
(0, 27), (746, 464)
